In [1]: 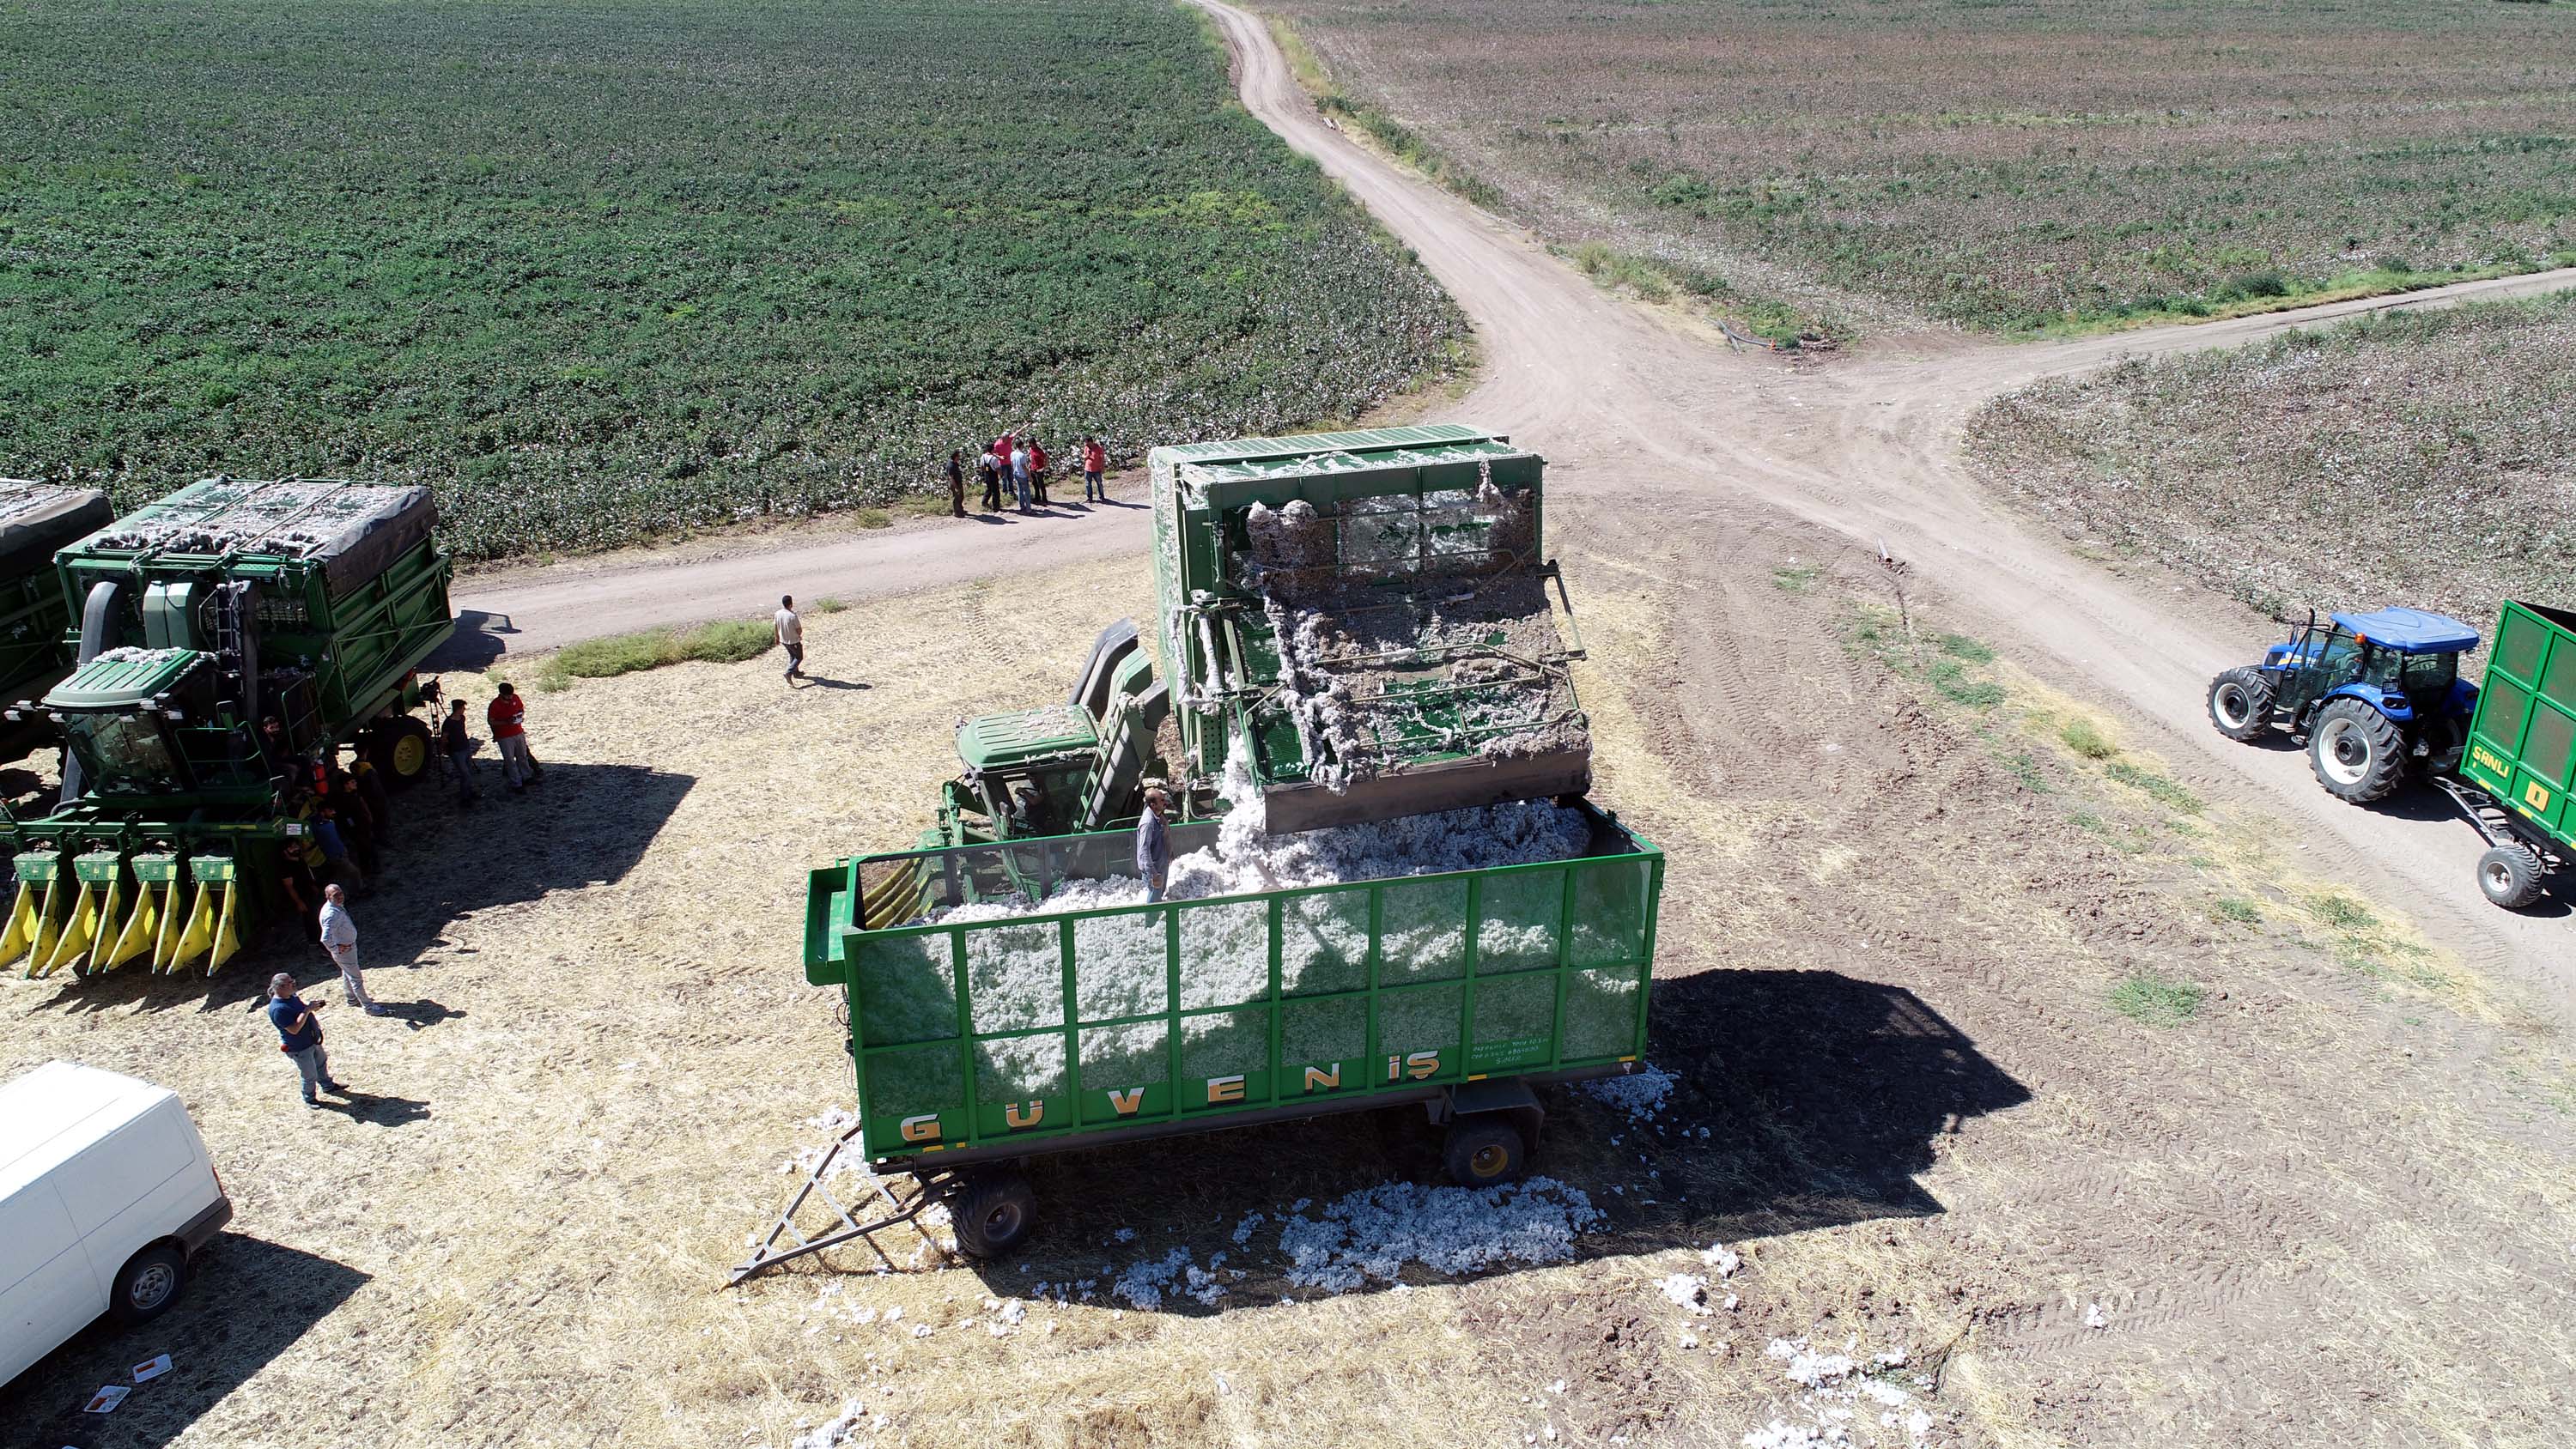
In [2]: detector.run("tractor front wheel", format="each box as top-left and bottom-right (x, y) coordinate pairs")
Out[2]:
(2476, 844), (2547, 910)
(2206, 668), (2275, 743)
(2308, 699), (2407, 803)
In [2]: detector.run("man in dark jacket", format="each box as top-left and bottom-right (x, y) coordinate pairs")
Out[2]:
(1135, 786), (1172, 902)
(945, 450), (966, 518)
(443, 698), (480, 804)
(266, 972), (347, 1108)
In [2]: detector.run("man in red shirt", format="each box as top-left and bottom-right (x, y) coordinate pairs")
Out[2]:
(1082, 436), (1107, 502)
(487, 681), (542, 793)
(1027, 437), (1050, 507)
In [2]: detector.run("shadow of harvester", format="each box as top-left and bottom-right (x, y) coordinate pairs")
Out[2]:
(26, 762), (696, 1018)
(0, 1234), (369, 1449)
(762, 968), (2028, 1312)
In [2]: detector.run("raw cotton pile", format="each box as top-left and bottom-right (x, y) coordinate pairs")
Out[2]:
(0, 480), (88, 526)
(94, 478), (424, 560)
(862, 761), (1642, 1108)
(1275, 1175), (1603, 1293)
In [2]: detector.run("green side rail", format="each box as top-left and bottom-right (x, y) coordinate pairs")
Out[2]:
(805, 803), (1662, 1165)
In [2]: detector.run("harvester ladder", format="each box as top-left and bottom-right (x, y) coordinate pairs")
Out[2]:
(730, 1119), (943, 1284)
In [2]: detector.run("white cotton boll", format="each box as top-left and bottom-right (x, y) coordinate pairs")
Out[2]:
(1701, 1243), (1741, 1277)
(1661, 1274), (1712, 1315)
(2085, 1302), (2107, 1330)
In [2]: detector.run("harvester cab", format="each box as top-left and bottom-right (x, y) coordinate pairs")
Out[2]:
(931, 619), (1171, 847)
(2207, 606), (2480, 802)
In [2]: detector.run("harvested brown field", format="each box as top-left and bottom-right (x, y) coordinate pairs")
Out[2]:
(1968, 289), (2576, 632)
(1267, 0), (2576, 336)
(3, 520), (2573, 1447)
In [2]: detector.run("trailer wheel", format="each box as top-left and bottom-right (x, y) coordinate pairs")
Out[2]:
(2476, 844), (2547, 910)
(951, 1171), (1038, 1259)
(2308, 699), (2406, 803)
(2206, 668), (2274, 743)
(1443, 1118), (1528, 1188)
(109, 1243), (186, 1325)
(369, 716), (437, 790)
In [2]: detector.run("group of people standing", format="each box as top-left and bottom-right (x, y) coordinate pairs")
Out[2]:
(261, 679), (550, 1106)
(945, 431), (1111, 516)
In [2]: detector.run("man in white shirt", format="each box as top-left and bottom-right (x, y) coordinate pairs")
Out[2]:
(318, 883), (387, 1016)
(775, 594), (805, 682)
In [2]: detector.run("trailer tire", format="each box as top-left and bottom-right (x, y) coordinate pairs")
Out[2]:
(1443, 1118), (1528, 1188)
(2308, 699), (2406, 803)
(2206, 668), (2273, 743)
(2476, 844), (2547, 910)
(951, 1171), (1038, 1259)
(109, 1243), (186, 1325)
(369, 716), (436, 790)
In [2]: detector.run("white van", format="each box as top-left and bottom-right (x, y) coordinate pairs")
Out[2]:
(0, 1061), (231, 1386)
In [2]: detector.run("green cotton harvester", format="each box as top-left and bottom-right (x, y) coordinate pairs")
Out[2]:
(0, 478), (454, 978)
(762, 427), (1660, 1274)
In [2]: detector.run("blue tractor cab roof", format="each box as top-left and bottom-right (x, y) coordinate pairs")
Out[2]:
(2331, 608), (2481, 654)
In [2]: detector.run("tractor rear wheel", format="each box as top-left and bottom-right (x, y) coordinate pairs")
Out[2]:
(2206, 668), (2274, 743)
(2308, 699), (2407, 803)
(950, 1170), (1038, 1259)
(2476, 844), (2547, 910)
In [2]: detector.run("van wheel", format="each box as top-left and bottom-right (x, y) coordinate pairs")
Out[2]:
(950, 1171), (1038, 1259)
(1443, 1118), (1528, 1187)
(110, 1244), (186, 1325)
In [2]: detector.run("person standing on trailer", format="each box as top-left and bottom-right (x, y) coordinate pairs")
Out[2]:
(267, 973), (347, 1108)
(318, 884), (387, 1016)
(488, 682), (538, 793)
(442, 697), (480, 805)
(775, 595), (805, 683)
(1083, 435), (1107, 502)
(1136, 786), (1173, 903)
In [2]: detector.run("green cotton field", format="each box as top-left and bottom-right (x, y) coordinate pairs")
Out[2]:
(1270, 0), (2576, 338)
(0, 0), (1463, 558)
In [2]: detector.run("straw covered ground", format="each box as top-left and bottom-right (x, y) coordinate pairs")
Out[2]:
(1, 517), (2573, 1446)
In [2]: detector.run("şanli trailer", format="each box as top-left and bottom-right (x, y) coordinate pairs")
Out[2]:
(0, 478), (454, 979)
(773, 427), (1662, 1270)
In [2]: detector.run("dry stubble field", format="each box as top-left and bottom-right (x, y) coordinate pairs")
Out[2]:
(1, 514), (2573, 1447)
(1971, 288), (2576, 631)
(1269, 0), (2576, 336)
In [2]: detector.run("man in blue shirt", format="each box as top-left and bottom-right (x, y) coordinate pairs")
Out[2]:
(1135, 786), (1172, 902)
(266, 972), (347, 1108)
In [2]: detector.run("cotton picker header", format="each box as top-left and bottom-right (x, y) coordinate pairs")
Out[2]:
(1, 478), (454, 977)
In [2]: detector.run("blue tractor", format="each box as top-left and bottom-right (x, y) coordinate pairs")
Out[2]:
(2205, 608), (2482, 803)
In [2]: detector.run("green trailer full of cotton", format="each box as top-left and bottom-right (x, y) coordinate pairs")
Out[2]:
(793, 791), (1662, 1259)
